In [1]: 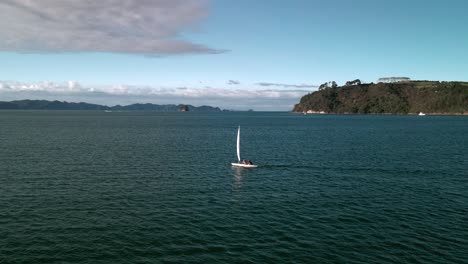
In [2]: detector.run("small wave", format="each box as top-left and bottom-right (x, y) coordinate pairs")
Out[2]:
(260, 164), (324, 170)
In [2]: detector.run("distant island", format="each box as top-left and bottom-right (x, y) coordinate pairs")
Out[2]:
(293, 79), (468, 115)
(0, 100), (222, 112)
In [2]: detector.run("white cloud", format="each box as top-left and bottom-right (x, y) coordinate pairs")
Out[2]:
(0, 80), (312, 111)
(0, 0), (222, 55)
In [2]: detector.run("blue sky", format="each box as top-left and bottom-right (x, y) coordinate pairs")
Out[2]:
(1, 0), (467, 110)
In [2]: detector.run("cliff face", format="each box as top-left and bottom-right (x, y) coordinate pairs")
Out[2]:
(293, 81), (468, 114)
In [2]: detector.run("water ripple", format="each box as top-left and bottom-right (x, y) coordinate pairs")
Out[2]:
(0, 112), (467, 263)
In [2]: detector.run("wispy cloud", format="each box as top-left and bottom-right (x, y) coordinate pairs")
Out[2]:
(0, 80), (311, 111)
(0, 0), (223, 55)
(227, 80), (240, 85)
(256, 82), (318, 88)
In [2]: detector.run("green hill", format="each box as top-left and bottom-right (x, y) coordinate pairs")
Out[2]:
(0, 100), (222, 112)
(293, 81), (468, 114)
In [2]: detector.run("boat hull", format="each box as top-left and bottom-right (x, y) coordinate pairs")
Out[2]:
(231, 163), (258, 168)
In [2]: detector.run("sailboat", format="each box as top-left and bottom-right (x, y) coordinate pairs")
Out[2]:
(231, 126), (258, 168)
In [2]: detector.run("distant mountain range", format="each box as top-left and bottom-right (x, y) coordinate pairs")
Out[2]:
(0, 100), (222, 112)
(293, 81), (468, 115)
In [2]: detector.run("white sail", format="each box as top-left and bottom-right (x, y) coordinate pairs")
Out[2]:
(236, 126), (241, 162)
(231, 125), (257, 168)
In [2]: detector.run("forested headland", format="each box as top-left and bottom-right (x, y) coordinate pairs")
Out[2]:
(293, 80), (468, 115)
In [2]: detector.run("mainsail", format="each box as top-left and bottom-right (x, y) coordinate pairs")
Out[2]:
(236, 126), (241, 162)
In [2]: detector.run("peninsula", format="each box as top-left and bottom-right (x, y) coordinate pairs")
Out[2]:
(0, 100), (222, 112)
(293, 80), (468, 115)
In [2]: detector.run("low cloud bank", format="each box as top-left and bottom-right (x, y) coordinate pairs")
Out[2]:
(0, 80), (313, 111)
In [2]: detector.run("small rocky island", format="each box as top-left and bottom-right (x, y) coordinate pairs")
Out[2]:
(293, 79), (468, 115)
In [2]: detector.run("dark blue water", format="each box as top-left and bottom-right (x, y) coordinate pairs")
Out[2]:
(1, 111), (467, 263)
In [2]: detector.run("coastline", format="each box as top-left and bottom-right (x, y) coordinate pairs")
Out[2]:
(294, 111), (468, 116)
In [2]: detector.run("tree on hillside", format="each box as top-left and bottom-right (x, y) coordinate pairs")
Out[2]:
(319, 81), (338, 90)
(345, 79), (361, 86)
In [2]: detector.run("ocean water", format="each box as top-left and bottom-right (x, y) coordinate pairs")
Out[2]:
(0, 111), (467, 263)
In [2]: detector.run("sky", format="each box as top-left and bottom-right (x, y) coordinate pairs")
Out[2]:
(1, 0), (467, 110)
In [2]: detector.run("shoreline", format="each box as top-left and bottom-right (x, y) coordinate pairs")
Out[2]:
(295, 111), (468, 116)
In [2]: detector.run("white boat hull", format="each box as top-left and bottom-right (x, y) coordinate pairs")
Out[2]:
(231, 163), (258, 168)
